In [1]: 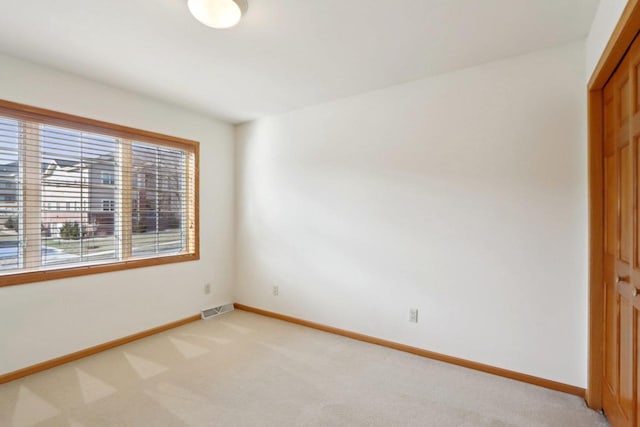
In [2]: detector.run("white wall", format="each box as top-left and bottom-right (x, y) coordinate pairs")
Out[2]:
(586, 0), (627, 79)
(236, 42), (588, 387)
(0, 54), (235, 374)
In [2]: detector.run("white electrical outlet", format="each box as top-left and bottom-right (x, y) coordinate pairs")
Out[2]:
(204, 283), (211, 294)
(273, 285), (279, 296)
(409, 308), (419, 323)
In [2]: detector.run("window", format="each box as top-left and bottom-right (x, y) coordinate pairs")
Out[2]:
(102, 200), (115, 212)
(131, 142), (187, 257)
(0, 117), (20, 272)
(101, 172), (115, 185)
(0, 100), (199, 286)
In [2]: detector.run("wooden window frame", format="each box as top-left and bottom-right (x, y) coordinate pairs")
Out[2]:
(0, 99), (200, 288)
(587, 0), (640, 410)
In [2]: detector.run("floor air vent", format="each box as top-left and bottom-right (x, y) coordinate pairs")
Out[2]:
(201, 303), (234, 320)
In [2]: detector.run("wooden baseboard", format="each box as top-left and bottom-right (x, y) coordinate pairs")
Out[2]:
(0, 314), (200, 384)
(233, 303), (585, 398)
(1, 305), (586, 399)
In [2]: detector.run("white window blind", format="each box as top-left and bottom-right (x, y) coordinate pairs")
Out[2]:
(39, 124), (120, 266)
(0, 102), (198, 283)
(131, 142), (190, 258)
(0, 117), (21, 272)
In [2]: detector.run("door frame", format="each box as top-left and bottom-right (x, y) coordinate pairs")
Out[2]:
(588, 0), (640, 409)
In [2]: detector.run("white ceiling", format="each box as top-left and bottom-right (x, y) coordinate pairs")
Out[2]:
(0, 0), (599, 123)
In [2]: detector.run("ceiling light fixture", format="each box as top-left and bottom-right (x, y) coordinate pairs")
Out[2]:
(188, 0), (248, 29)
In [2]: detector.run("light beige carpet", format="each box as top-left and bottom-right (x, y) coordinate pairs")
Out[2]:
(0, 310), (607, 427)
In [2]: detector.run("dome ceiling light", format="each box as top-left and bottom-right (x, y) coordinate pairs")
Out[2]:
(187, 0), (248, 29)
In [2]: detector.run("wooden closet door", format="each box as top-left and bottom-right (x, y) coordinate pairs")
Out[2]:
(603, 34), (640, 427)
